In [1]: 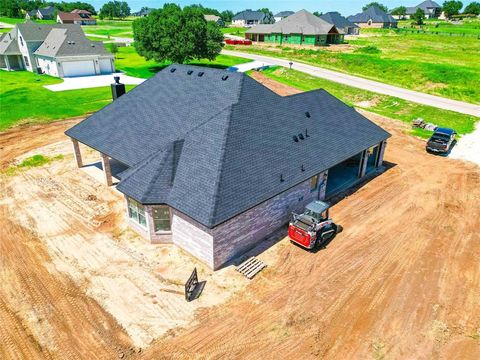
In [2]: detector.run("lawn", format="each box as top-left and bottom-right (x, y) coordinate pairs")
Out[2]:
(221, 27), (247, 36)
(0, 71), (134, 131)
(397, 18), (480, 36)
(81, 19), (134, 38)
(112, 45), (251, 78)
(224, 31), (480, 104)
(0, 17), (55, 25)
(258, 66), (478, 138)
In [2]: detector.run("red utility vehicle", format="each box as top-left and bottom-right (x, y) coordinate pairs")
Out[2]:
(288, 201), (341, 249)
(225, 39), (252, 45)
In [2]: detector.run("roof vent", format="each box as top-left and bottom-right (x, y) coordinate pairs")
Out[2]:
(301, 165), (305, 172)
(298, 133), (305, 140)
(305, 111), (311, 118)
(293, 135), (299, 142)
(280, 174), (285, 182)
(91, 44), (95, 47)
(187, 70), (193, 75)
(222, 75), (229, 81)
(170, 68), (176, 73)
(198, 71), (204, 77)
(305, 128), (310, 137)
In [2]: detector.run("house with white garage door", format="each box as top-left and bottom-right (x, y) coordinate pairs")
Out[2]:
(0, 21), (114, 78)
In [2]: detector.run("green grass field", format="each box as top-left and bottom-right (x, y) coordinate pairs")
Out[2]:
(81, 19), (134, 38)
(221, 27), (247, 36)
(258, 66), (478, 138)
(0, 71), (135, 131)
(0, 17), (56, 25)
(225, 30), (480, 104)
(397, 18), (480, 36)
(112, 46), (250, 78)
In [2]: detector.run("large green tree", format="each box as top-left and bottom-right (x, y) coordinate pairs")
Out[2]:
(221, 9), (233, 22)
(442, 1), (463, 17)
(99, 0), (130, 19)
(0, 0), (21, 17)
(363, 2), (388, 12)
(464, 1), (480, 14)
(133, 4), (224, 64)
(412, 8), (426, 24)
(391, 6), (407, 16)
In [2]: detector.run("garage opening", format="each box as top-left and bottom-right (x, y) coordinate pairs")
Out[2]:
(325, 152), (363, 198)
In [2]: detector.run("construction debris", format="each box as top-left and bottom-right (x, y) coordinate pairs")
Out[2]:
(236, 257), (267, 279)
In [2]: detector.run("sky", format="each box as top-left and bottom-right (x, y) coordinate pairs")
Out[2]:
(81, 1), (429, 15)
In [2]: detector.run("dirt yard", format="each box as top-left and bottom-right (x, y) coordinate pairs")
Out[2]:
(1, 76), (479, 359)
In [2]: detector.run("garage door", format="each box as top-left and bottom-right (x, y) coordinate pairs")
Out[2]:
(99, 59), (113, 74)
(61, 60), (96, 77)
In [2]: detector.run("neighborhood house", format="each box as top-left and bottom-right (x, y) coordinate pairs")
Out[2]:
(65, 65), (390, 270)
(405, 0), (442, 19)
(232, 9), (273, 27)
(245, 10), (344, 45)
(319, 11), (360, 35)
(0, 22), (114, 77)
(348, 5), (398, 28)
(204, 14), (225, 26)
(57, 10), (97, 25)
(274, 11), (294, 23)
(25, 6), (55, 20)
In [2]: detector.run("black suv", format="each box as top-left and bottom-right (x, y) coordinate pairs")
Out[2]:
(426, 128), (456, 154)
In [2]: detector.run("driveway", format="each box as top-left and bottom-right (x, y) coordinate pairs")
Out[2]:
(223, 50), (480, 117)
(227, 60), (272, 73)
(84, 33), (133, 45)
(44, 73), (145, 92)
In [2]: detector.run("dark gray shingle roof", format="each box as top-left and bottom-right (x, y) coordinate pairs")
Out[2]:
(406, 0), (441, 14)
(17, 22), (79, 41)
(66, 65), (390, 228)
(233, 10), (267, 21)
(246, 10), (336, 35)
(38, 6), (55, 17)
(320, 12), (358, 30)
(274, 11), (294, 18)
(348, 6), (397, 23)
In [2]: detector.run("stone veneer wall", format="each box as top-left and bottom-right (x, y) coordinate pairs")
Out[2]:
(210, 173), (326, 269)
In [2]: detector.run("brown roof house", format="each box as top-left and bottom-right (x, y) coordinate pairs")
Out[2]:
(57, 10), (96, 25)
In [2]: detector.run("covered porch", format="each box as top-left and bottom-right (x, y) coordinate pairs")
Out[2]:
(0, 54), (25, 71)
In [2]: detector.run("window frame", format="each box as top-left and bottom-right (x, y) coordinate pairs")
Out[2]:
(23, 56), (30, 67)
(127, 198), (147, 229)
(310, 175), (319, 192)
(152, 205), (172, 234)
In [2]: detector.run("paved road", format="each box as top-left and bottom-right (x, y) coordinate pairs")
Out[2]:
(84, 33), (133, 45)
(223, 50), (480, 117)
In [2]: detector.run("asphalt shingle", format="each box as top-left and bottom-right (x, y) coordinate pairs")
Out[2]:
(66, 64), (390, 228)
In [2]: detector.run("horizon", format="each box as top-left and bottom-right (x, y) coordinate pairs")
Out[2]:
(60, 0), (466, 15)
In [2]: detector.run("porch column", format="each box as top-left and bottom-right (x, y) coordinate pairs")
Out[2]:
(358, 150), (368, 178)
(376, 140), (387, 167)
(71, 138), (83, 168)
(100, 153), (113, 186)
(4, 55), (11, 71)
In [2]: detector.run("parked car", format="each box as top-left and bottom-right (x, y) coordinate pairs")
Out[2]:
(426, 127), (456, 154)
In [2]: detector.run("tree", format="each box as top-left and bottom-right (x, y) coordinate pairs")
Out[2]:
(391, 6), (407, 16)
(442, 1), (463, 18)
(257, 8), (274, 23)
(110, 42), (118, 58)
(187, 3), (220, 16)
(412, 8), (426, 24)
(363, 2), (389, 12)
(133, 4), (224, 64)
(464, 1), (480, 14)
(0, 0), (22, 17)
(220, 9), (233, 22)
(313, 11), (323, 17)
(100, 0), (130, 19)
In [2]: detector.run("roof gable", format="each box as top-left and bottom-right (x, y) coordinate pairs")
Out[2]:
(348, 6), (397, 23)
(320, 12), (358, 29)
(233, 10), (266, 21)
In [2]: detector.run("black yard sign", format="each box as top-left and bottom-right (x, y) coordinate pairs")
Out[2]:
(185, 267), (198, 302)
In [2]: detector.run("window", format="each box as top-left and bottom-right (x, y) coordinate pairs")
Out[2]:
(23, 56), (29, 67)
(153, 206), (171, 232)
(310, 175), (319, 192)
(20, 36), (24, 46)
(127, 198), (146, 227)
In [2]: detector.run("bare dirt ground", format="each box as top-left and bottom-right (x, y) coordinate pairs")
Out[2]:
(1, 76), (480, 359)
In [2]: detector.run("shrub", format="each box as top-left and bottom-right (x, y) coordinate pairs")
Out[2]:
(355, 45), (381, 54)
